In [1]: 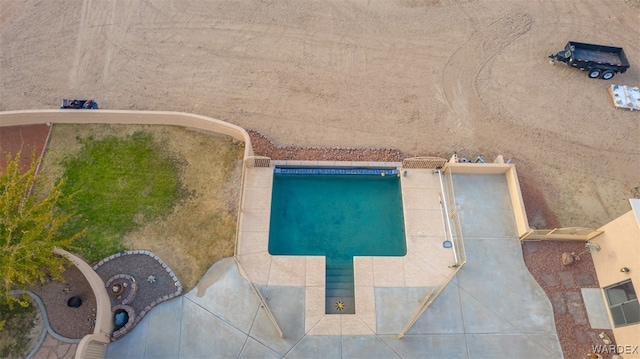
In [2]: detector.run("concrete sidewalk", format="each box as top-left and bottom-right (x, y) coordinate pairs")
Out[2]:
(106, 173), (562, 358)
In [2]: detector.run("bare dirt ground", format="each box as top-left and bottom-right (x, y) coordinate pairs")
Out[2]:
(1, 1), (639, 226)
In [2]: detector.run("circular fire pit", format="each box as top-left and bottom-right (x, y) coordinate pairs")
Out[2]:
(111, 283), (126, 296)
(105, 274), (138, 305)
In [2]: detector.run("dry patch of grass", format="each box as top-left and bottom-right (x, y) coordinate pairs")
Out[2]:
(40, 124), (244, 290)
(124, 130), (244, 290)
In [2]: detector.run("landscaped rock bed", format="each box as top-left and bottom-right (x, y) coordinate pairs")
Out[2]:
(523, 241), (616, 359)
(29, 264), (96, 339)
(93, 251), (182, 339)
(247, 130), (426, 162)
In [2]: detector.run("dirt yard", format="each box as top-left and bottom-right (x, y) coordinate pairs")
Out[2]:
(1, 0), (638, 228)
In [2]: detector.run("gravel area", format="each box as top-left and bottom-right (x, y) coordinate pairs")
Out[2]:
(248, 130), (429, 162)
(523, 241), (616, 359)
(518, 170), (616, 358)
(28, 263), (96, 339)
(93, 251), (182, 339)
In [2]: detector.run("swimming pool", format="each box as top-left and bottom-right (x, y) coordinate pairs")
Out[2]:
(268, 168), (407, 314)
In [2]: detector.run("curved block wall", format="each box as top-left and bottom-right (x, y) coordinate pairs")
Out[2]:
(0, 110), (253, 158)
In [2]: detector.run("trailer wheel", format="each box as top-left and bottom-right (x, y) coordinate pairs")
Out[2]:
(588, 69), (601, 79)
(601, 71), (615, 80)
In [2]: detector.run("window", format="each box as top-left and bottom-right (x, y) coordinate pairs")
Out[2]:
(604, 280), (640, 327)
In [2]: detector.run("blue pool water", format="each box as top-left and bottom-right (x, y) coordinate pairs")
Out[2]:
(269, 172), (406, 259)
(268, 170), (406, 313)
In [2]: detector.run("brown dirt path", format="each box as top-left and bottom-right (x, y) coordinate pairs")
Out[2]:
(0, 124), (50, 171)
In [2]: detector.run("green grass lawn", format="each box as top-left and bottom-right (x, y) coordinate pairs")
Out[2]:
(58, 131), (181, 263)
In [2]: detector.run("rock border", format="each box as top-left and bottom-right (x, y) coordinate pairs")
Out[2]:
(93, 250), (183, 339)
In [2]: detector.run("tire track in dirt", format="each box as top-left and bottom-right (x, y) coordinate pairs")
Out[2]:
(441, 8), (532, 140)
(101, 1), (139, 87)
(68, 0), (90, 89)
(474, 0), (640, 179)
(101, 1), (119, 85)
(470, 0), (639, 228)
(69, 0), (132, 90)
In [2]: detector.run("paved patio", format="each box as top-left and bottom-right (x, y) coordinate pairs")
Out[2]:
(237, 162), (456, 335)
(106, 169), (562, 358)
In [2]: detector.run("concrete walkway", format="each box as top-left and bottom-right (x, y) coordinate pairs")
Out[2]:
(106, 173), (562, 358)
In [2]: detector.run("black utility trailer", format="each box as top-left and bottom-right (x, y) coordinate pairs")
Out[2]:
(549, 41), (630, 80)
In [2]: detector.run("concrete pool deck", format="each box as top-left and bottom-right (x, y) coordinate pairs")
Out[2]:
(237, 161), (457, 335)
(105, 167), (563, 358)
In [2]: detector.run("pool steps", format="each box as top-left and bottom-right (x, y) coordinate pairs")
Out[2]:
(325, 261), (356, 314)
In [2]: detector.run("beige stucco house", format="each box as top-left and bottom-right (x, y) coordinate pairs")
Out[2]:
(591, 198), (640, 358)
